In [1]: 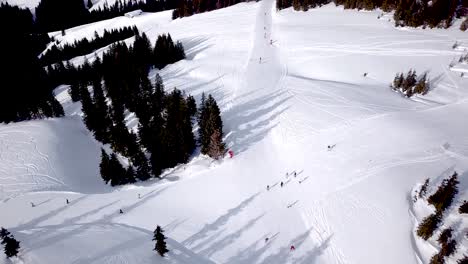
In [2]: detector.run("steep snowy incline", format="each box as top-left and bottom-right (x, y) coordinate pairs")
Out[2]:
(0, 117), (109, 200)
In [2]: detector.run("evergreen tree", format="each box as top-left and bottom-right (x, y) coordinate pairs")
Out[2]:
(92, 78), (112, 143)
(207, 129), (225, 159)
(99, 148), (111, 184)
(88, 0), (93, 9)
(80, 82), (97, 132)
(187, 95), (197, 118)
(199, 94), (224, 157)
(153, 226), (169, 257)
(0, 228), (20, 258)
(108, 153), (131, 186)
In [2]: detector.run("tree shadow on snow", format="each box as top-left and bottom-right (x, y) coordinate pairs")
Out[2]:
(225, 232), (280, 264)
(197, 213), (265, 257)
(182, 192), (260, 248)
(259, 229), (313, 264)
(223, 89), (291, 155)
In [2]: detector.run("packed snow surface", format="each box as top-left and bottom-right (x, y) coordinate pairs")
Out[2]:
(1, 0), (468, 263)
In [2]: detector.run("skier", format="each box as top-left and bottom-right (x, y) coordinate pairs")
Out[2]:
(31, 202), (35, 207)
(286, 172), (289, 178)
(363, 72), (368, 77)
(267, 185), (270, 191)
(119, 209), (124, 214)
(138, 193), (141, 199)
(270, 39), (273, 45)
(280, 181), (284, 188)
(259, 57), (262, 63)
(290, 245), (296, 251)
(66, 199), (69, 204)
(293, 172), (297, 177)
(265, 237), (269, 243)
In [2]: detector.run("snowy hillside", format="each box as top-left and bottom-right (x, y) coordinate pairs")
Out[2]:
(1, 0), (468, 263)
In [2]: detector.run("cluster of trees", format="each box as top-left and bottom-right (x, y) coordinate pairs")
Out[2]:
(430, 228), (457, 264)
(0, 3), (64, 123)
(276, 0), (328, 11)
(35, 0), (176, 32)
(392, 70), (429, 97)
(276, 0), (467, 29)
(0, 228), (20, 258)
(460, 200), (468, 214)
(417, 172), (459, 241)
(41, 26), (138, 66)
(172, 0), (250, 19)
(89, 0), (176, 25)
(153, 226), (169, 257)
(53, 31), (222, 185)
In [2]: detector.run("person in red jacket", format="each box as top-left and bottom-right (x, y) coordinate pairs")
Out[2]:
(290, 245), (296, 251)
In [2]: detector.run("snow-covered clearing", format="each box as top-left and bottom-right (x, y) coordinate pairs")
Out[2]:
(1, 0), (468, 263)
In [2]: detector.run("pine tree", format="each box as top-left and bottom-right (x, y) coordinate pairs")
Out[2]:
(99, 148), (111, 184)
(207, 129), (225, 159)
(92, 78), (112, 143)
(108, 153), (129, 186)
(88, 0), (93, 9)
(80, 82), (97, 132)
(0, 229), (20, 258)
(187, 95), (197, 118)
(199, 94), (224, 157)
(153, 226), (169, 257)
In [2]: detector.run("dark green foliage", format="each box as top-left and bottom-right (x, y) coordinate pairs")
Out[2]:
(416, 212), (441, 240)
(91, 78), (112, 143)
(108, 153), (134, 186)
(154, 34), (186, 70)
(0, 228), (20, 258)
(199, 94), (225, 158)
(439, 239), (457, 257)
(392, 70), (429, 97)
(419, 178), (430, 199)
(0, 3), (64, 123)
(173, 0), (247, 19)
(153, 226), (169, 257)
(41, 26), (138, 66)
(36, 0), (174, 32)
(277, 0), (463, 29)
(459, 200), (468, 214)
(430, 253), (444, 264)
(100, 148), (111, 184)
(437, 228), (452, 245)
(187, 95), (197, 118)
(428, 172), (459, 212)
(162, 89), (196, 168)
(36, 0), (89, 32)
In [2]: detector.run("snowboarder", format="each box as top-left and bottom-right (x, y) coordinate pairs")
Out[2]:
(280, 181), (284, 188)
(267, 185), (270, 191)
(31, 202), (35, 207)
(290, 245), (296, 251)
(119, 209), (123, 214)
(66, 199), (69, 204)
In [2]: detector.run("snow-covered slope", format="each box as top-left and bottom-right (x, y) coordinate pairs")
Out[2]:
(1, 1), (468, 263)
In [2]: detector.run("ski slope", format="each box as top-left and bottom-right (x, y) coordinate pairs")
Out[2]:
(1, 1), (468, 263)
